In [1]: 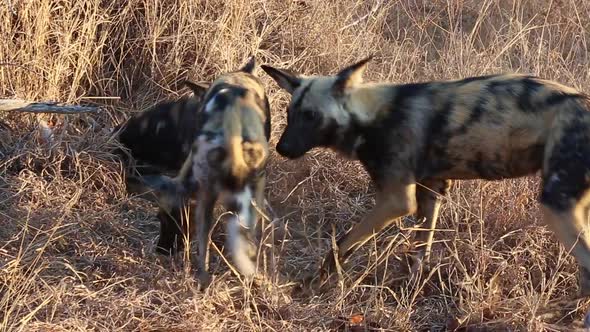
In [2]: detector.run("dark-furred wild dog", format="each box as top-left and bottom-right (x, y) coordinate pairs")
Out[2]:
(113, 81), (209, 255)
(140, 56), (272, 286)
(114, 81), (209, 175)
(262, 57), (590, 296)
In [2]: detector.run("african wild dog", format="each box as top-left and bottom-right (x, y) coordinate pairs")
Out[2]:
(139, 56), (272, 286)
(112, 80), (208, 255)
(262, 57), (590, 296)
(114, 80), (209, 175)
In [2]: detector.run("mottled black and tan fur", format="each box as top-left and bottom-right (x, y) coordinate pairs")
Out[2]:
(113, 81), (208, 255)
(262, 57), (590, 296)
(140, 56), (272, 286)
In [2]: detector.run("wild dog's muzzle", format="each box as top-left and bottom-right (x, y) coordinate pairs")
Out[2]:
(276, 130), (311, 159)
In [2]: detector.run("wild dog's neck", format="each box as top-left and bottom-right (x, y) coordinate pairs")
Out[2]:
(330, 84), (397, 159)
(343, 84), (395, 124)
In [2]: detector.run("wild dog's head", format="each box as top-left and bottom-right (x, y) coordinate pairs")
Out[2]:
(261, 57), (372, 159)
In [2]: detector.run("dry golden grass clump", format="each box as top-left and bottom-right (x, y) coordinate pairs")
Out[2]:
(2, 0), (590, 330)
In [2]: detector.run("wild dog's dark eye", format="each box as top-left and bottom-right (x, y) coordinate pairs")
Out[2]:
(302, 109), (316, 121)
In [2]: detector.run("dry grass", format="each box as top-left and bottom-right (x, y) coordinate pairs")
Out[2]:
(2, 0), (590, 330)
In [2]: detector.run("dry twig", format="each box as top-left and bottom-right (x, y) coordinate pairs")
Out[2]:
(0, 99), (99, 114)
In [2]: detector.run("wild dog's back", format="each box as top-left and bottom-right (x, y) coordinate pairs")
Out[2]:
(201, 67), (271, 139)
(114, 83), (208, 175)
(412, 74), (589, 181)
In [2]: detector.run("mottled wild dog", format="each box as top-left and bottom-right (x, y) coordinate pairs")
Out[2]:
(112, 80), (208, 255)
(262, 57), (590, 295)
(140, 56), (272, 286)
(114, 80), (209, 175)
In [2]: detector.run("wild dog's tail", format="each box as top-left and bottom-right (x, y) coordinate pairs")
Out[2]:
(222, 99), (250, 186)
(221, 100), (269, 189)
(225, 186), (258, 278)
(220, 98), (260, 279)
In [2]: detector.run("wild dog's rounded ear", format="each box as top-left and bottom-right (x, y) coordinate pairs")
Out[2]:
(242, 141), (268, 170)
(260, 65), (301, 94)
(240, 55), (256, 74)
(332, 55), (373, 96)
(183, 80), (209, 101)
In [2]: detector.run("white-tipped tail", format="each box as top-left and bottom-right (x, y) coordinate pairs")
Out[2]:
(225, 187), (257, 277)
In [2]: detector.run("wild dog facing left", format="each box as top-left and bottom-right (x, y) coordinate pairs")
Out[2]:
(141, 56), (271, 286)
(262, 57), (590, 298)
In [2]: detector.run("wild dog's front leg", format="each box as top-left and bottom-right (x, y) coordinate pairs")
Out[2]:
(156, 206), (187, 255)
(540, 202), (590, 297)
(195, 187), (217, 288)
(320, 183), (418, 282)
(410, 179), (452, 275)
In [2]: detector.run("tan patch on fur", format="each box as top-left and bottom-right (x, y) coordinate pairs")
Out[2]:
(347, 85), (393, 124)
(321, 179), (417, 278)
(242, 141), (267, 169)
(227, 135), (248, 179)
(534, 77), (582, 95)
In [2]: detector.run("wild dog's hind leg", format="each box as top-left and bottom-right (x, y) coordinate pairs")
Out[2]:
(320, 182), (418, 282)
(195, 187), (217, 288)
(540, 115), (590, 296)
(156, 206), (187, 255)
(410, 179), (452, 275)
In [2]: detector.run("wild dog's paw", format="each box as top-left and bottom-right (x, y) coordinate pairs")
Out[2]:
(198, 271), (212, 290)
(302, 272), (319, 288)
(397, 249), (432, 281)
(318, 251), (339, 284)
(408, 253), (432, 280)
(290, 272), (321, 297)
(579, 267), (590, 297)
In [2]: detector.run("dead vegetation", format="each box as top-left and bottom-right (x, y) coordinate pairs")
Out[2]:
(2, 0), (590, 330)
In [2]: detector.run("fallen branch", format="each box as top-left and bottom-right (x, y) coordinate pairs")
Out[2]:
(0, 99), (100, 114)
